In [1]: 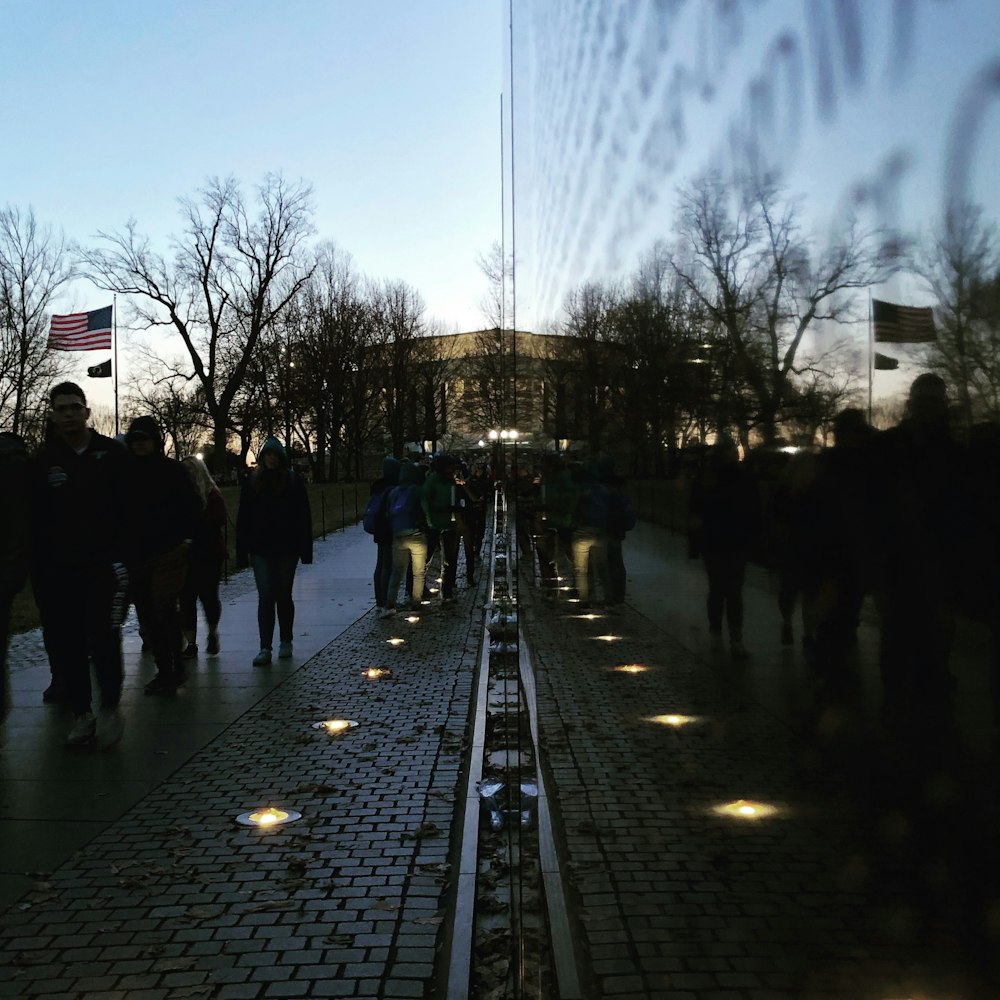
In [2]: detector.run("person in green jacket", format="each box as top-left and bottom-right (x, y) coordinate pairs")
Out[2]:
(421, 454), (461, 603)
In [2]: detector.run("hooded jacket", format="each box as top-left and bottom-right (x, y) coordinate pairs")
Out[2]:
(369, 457), (402, 544)
(123, 416), (201, 562)
(388, 462), (426, 535)
(236, 437), (313, 563)
(421, 456), (458, 531)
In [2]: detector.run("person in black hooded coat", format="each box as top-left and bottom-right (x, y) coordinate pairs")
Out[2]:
(124, 415), (201, 694)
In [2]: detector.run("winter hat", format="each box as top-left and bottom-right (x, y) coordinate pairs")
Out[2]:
(125, 415), (163, 451)
(399, 462), (423, 486)
(258, 436), (288, 466)
(383, 456), (401, 486)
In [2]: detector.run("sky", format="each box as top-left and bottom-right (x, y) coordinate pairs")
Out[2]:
(3, 0), (999, 413)
(1, 0), (505, 411)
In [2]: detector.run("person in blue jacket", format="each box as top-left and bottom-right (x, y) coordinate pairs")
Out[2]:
(236, 437), (312, 665)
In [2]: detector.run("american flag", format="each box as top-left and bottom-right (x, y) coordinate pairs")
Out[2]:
(872, 299), (936, 344)
(47, 305), (113, 352)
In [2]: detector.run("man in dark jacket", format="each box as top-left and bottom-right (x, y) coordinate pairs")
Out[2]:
(688, 435), (761, 660)
(32, 383), (130, 747)
(124, 415), (201, 694)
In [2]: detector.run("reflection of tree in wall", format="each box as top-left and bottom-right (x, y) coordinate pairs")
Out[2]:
(913, 202), (1000, 428)
(669, 170), (895, 443)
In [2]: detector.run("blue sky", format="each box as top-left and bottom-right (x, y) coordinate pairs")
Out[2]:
(1, 2), (504, 334)
(3, 0), (999, 409)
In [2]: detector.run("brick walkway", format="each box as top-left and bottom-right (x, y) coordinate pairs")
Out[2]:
(523, 584), (1000, 999)
(2, 572), (485, 999)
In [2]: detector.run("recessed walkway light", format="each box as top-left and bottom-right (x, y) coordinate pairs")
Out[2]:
(649, 714), (698, 727)
(614, 664), (648, 674)
(236, 807), (302, 828)
(362, 668), (391, 680)
(592, 634), (621, 642)
(573, 613), (604, 621)
(405, 615), (420, 623)
(387, 638), (405, 646)
(712, 799), (779, 820)
(312, 719), (359, 734)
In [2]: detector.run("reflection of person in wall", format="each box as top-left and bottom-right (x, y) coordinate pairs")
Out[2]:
(869, 374), (971, 715)
(688, 435), (761, 660)
(236, 437), (313, 666)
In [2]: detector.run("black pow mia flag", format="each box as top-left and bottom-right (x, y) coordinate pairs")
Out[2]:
(87, 359), (112, 378)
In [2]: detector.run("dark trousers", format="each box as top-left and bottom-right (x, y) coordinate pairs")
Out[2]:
(252, 554), (299, 648)
(180, 550), (222, 639)
(703, 548), (747, 642)
(131, 543), (190, 677)
(607, 536), (626, 605)
(37, 564), (123, 715)
(373, 540), (393, 607)
(438, 528), (460, 598)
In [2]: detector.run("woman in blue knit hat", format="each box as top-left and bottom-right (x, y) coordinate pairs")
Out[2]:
(236, 437), (312, 665)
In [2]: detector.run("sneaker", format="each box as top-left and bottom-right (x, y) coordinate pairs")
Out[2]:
(66, 713), (97, 747)
(182, 642), (198, 659)
(206, 632), (220, 655)
(379, 607), (396, 619)
(278, 641), (293, 659)
(253, 648), (272, 666)
(98, 707), (125, 749)
(144, 671), (178, 695)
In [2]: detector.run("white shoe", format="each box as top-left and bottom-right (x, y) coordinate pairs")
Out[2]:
(98, 707), (125, 748)
(66, 712), (97, 747)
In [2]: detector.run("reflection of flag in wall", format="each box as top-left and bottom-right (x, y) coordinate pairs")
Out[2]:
(48, 306), (113, 351)
(873, 352), (899, 370)
(872, 299), (936, 343)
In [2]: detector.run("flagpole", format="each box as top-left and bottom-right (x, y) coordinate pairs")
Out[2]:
(113, 294), (119, 436)
(867, 291), (873, 427)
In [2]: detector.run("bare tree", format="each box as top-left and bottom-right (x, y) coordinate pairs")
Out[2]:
(913, 202), (1000, 428)
(670, 171), (895, 441)
(0, 206), (75, 438)
(369, 279), (428, 457)
(77, 174), (315, 474)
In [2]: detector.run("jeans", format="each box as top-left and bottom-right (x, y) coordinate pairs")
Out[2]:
(252, 554), (299, 648)
(36, 563), (123, 715)
(373, 540), (393, 608)
(130, 542), (190, 677)
(387, 531), (427, 610)
(571, 529), (609, 604)
(703, 547), (747, 642)
(180, 549), (223, 640)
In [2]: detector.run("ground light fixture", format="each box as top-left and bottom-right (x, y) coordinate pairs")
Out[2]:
(386, 638), (405, 646)
(362, 667), (392, 680)
(711, 799), (780, 820)
(649, 713), (699, 726)
(592, 634), (621, 642)
(404, 615), (420, 623)
(311, 719), (359, 734)
(572, 613), (604, 621)
(235, 807), (302, 828)
(613, 663), (649, 674)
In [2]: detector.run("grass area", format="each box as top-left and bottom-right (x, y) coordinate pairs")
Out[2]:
(7, 481), (368, 636)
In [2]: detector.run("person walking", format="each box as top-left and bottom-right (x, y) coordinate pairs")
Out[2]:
(179, 455), (228, 658)
(368, 457), (401, 614)
(688, 435), (761, 660)
(1, 431), (30, 735)
(31, 383), (130, 747)
(124, 416), (201, 694)
(383, 462), (428, 617)
(236, 437), (312, 666)
(422, 454), (461, 604)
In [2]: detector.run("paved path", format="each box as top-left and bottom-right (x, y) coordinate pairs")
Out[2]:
(2, 518), (997, 998)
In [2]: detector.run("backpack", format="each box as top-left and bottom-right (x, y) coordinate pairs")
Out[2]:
(363, 489), (389, 535)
